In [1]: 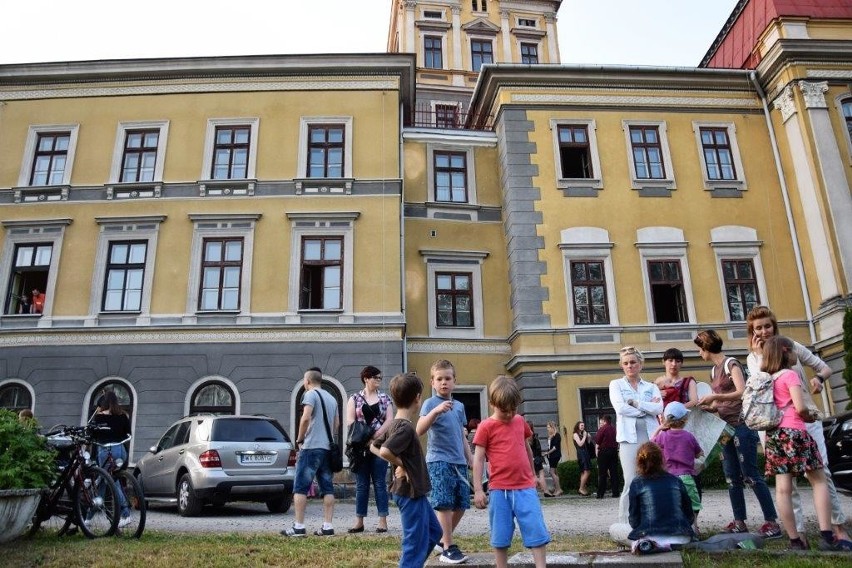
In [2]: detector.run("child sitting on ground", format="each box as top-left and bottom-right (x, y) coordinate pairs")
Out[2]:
(652, 401), (703, 535)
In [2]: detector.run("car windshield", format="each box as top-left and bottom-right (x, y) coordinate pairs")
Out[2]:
(210, 418), (290, 443)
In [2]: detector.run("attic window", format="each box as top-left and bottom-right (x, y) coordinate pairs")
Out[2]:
(518, 18), (536, 27)
(424, 10), (442, 19)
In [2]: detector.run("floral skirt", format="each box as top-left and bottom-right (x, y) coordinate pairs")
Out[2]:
(764, 427), (823, 476)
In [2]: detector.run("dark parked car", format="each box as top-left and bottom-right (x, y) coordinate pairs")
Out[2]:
(823, 410), (852, 492)
(136, 415), (295, 516)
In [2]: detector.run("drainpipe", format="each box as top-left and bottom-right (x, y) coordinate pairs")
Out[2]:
(399, 100), (408, 373)
(750, 72), (829, 410)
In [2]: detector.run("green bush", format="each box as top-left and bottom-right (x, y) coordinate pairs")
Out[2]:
(0, 409), (56, 490)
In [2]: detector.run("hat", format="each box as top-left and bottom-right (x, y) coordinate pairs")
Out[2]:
(664, 401), (689, 420)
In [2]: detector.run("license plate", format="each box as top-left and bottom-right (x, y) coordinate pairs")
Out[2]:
(239, 453), (274, 464)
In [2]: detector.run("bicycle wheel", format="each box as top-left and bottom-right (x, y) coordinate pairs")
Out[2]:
(115, 470), (146, 539)
(27, 484), (75, 538)
(73, 465), (119, 538)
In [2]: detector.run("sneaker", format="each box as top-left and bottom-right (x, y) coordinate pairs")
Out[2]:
(818, 538), (852, 551)
(788, 538), (809, 551)
(313, 527), (334, 536)
(439, 544), (468, 564)
(722, 520), (748, 533)
(433, 542), (444, 555)
(117, 516), (133, 529)
(281, 525), (306, 537)
(758, 521), (783, 540)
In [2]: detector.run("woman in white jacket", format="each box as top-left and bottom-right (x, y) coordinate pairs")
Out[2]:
(609, 346), (663, 523)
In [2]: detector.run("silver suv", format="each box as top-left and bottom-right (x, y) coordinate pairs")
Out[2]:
(135, 415), (295, 516)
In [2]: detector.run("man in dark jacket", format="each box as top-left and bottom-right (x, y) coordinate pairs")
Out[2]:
(595, 414), (620, 498)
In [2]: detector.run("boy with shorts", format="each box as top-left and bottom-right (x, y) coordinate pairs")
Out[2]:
(652, 401), (703, 535)
(372, 373), (443, 568)
(472, 375), (550, 568)
(417, 359), (473, 564)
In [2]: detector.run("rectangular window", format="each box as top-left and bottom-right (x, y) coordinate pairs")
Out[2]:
(434, 151), (468, 202)
(471, 40), (493, 71)
(436, 272), (473, 327)
(520, 43), (539, 64)
(700, 127), (736, 180)
(211, 126), (250, 180)
(120, 130), (160, 183)
(199, 238), (243, 311)
(630, 126), (665, 179)
(103, 241), (147, 311)
(647, 260), (687, 323)
(570, 261), (609, 325)
(300, 237), (343, 310)
(435, 104), (458, 128)
(722, 259), (760, 322)
(424, 10), (442, 19)
(307, 125), (345, 178)
(580, 388), (613, 436)
(518, 18), (536, 27)
(29, 132), (70, 186)
(844, 100), (852, 143)
(424, 36), (443, 69)
(5, 244), (51, 315)
(558, 125), (592, 178)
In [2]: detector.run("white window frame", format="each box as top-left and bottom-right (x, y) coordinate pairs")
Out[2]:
(516, 17), (538, 28)
(420, 249), (487, 339)
(517, 40), (540, 64)
(710, 226), (767, 324)
(691, 121), (746, 191)
(426, 143), (477, 205)
(200, 118), (259, 181)
(286, 212), (358, 317)
(0, 218), (71, 323)
(296, 116), (353, 179)
(622, 120), (676, 191)
(469, 36), (494, 72)
(559, 227), (619, 329)
(88, 215), (165, 324)
(185, 214), (259, 321)
(834, 94), (852, 161)
(0, 379), (35, 414)
(184, 375), (241, 416)
(82, 377), (137, 455)
(636, 227), (696, 330)
(108, 120), (170, 184)
(18, 124), (80, 187)
(549, 119), (603, 190)
(421, 8), (446, 20)
(430, 100), (462, 128)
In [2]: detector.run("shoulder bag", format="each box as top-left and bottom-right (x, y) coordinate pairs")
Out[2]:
(317, 392), (343, 473)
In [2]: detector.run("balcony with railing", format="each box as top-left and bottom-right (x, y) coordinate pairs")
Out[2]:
(410, 103), (493, 131)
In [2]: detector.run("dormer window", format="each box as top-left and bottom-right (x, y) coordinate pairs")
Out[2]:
(518, 18), (536, 27)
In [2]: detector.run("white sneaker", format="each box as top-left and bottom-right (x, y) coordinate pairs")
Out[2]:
(118, 516), (133, 528)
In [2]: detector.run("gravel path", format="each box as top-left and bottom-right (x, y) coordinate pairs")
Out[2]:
(143, 488), (850, 538)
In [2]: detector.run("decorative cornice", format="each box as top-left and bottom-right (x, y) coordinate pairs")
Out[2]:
(773, 84), (797, 123)
(95, 215), (167, 225)
(406, 340), (511, 354)
(806, 69), (852, 80)
(2, 218), (73, 229)
(798, 80), (828, 109)
(511, 92), (759, 109)
(286, 211), (360, 221)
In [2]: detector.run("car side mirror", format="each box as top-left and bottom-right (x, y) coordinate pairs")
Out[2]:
(149, 445), (160, 454)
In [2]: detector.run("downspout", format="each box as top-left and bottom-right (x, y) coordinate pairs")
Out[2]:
(749, 72), (829, 410)
(399, 100), (408, 373)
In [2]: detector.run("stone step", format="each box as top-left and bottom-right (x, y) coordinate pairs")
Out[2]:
(425, 551), (683, 567)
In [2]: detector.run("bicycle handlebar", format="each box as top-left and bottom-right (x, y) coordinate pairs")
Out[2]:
(95, 435), (132, 447)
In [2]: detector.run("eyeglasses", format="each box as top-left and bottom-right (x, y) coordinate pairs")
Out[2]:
(371, 376), (383, 381)
(619, 346), (639, 355)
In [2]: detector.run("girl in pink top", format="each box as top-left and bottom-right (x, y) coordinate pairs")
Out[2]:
(762, 336), (847, 552)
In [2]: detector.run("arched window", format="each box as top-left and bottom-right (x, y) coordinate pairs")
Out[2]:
(190, 381), (235, 415)
(843, 98), (852, 143)
(88, 380), (133, 422)
(0, 382), (32, 413)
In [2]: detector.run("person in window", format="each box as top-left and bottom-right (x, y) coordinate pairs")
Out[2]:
(17, 293), (32, 314)
(346, 365), (393, 534)
(31, 288), (45, 314)
(90, 390), (133, 527)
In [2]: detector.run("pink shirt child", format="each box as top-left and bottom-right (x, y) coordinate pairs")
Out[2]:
(773, 369), (807, 431)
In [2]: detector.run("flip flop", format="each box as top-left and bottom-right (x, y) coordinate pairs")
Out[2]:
(376, 527), (388, 533)
(347, 526), (364, 534)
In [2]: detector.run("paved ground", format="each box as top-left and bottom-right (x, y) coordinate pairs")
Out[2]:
(144, 488), (850, 538)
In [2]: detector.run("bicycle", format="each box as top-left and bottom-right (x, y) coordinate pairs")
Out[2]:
(96, 436), (146, 538)
(27, 425), (120, 539)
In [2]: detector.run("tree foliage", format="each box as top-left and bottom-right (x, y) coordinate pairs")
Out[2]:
(0, 409), (56, 490)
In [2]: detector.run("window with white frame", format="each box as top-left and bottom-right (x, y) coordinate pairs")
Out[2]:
(1, 219), (70, 319)
(0, 380), (33, 413)
(692, 121), (746, 192)
(186, 214), (259, 316)
(18, 124), (80, 187)
(520, 43), (539, 64)
(549, 119), (603, 191)
(190, 380), (236, 415)
(837, 97), (852, 158)
(710, 226), (767, 323)
(559, 227), (618, 329)
(287, 212), (357, 315)
(201, 118), (259, 181)
(424, 35), (444, 69)
(636, 227), (695, 326)
(89, 216), (163, 319)
(427, 144), (477, 205)
(421, 250), (487, 339)
(109, 121), (169, 184)
(470, 39), (493, 71)
(297, 117), (353, 179)
(622, 120), (675, 191)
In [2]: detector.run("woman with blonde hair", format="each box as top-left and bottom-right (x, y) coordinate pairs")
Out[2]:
(542, 421), (563, 496)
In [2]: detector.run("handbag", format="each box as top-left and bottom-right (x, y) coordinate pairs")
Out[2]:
(347, 420), (371, 447)
(317, 393), (343, 473)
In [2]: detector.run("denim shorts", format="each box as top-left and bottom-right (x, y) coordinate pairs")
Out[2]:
(427, 461), (470, 511)
(488, 487), (551, 549)
(293, 448), (334, 496)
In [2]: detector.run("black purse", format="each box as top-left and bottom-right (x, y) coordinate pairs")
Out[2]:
(317, 393), (343, 473)
(347, 394), (374, 446)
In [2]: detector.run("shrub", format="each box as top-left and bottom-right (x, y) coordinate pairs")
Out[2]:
(0, 409), (56, 490)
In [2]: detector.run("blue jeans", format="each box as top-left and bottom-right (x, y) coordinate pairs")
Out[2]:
(394, 494), (442, 568)
(721, 424), (776, 522)
(293, 448), (334, 496)
(96, 445), (130, 518)
(355, 453), (389, 518)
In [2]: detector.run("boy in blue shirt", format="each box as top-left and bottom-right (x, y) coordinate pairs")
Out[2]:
(417, 359), (473, 564)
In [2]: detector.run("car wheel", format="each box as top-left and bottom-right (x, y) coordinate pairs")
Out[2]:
(177, 474), (203, 517)
(266, 492), (293, 514)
